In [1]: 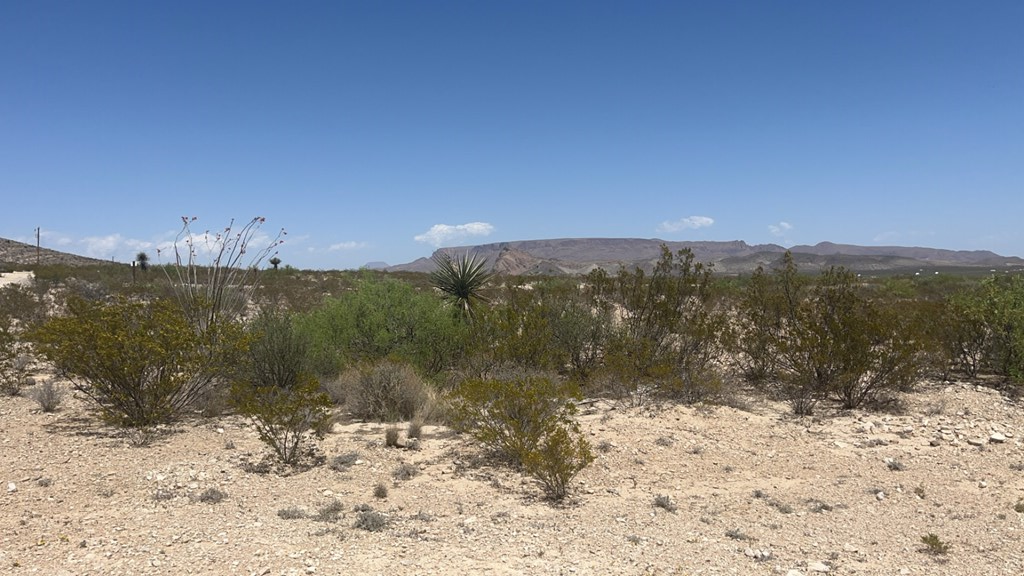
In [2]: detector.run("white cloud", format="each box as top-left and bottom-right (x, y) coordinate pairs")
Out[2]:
(658, 216), (714, 233)
(80, 234), (153, 258)
(768, 221), (793, 237)
(328, 241), (367, 251)
(414, 222), (494, 247)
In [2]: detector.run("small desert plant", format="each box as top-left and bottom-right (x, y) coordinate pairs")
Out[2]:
(329, 452), (360, 471)
(314, 500), (344, 522)
(231, 374), (331, 466)
(920, 533), (951, 555)
(521, 424), (595, 501)
(725, 528), (752, 541)
(393, 462), (419, 481)
(152, 488), (176, 501)
(373, 482), (389, 499)
(886, 458), (906, 471)
(1014, 500), (1024, 514)
(194, 487), (227, 504)
(342, 361), (430, 422)
(653, 494), (677, 513)
(384, 425), (400, 447)
(36, 477), (52, 487)
(31, 379), (63, 412)
(354, 509), (389, 532)
(407, 418), (424, 439)
(914, 485), (926, 499)
(277, 506), (307, 520)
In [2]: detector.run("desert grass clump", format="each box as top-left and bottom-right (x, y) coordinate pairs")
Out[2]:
(354, 509), (389, 532)
(277, 506), (307, 520)
(653, 494), (677, 513)
(393, 462), (419, 481)
(920, 533), (951, 555)
(314, 500), (344, 522)
(385, 425), (401, 447)
(725, 528), (752, 541)
(373, 482), (389, 499)
(342, 360), (430, 422)
(31, 379), (64, 412)
(886, 458), (906, 471)
(329, 451), (360, 471)
(194, 487), (227, 504)
(152, 488), (176, 502)
(407, 418), (424, 439)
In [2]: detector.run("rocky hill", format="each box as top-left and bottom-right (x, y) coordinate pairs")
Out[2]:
(389, 238), (1024, 276)
(0, 237), (111, 268)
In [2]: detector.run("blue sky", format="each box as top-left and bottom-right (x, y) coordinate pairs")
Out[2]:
(2, 1), (1022, 269)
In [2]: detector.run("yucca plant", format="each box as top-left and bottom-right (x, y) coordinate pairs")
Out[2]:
(430, 252), (493, 321)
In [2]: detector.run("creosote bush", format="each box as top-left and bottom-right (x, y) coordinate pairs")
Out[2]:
(451, 374), (594, 500)
(31, 296), (243, 429)
(230, 309), (331, 466)
(588, 245), (728, 405)
(734, 253), (924, 414)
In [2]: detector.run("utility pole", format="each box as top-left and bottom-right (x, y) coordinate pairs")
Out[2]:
(35, 227), (40, 265)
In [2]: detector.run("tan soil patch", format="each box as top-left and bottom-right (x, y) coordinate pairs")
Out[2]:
(2, 381), (1023, 575)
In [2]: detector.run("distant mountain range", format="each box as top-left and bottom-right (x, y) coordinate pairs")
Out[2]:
(387, 238), (1024, 276)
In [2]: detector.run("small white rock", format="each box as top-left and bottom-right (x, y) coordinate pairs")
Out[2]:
(875, 491), (886, 501)
(989, 432), (1007, 443)
(6, 482), (16, 493)
(807, 561), (831, 573)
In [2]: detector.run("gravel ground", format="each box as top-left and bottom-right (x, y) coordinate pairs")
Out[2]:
(2, 379), (1023, 576)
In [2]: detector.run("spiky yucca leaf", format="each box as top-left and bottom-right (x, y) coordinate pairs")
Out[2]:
(430, 252), (493, 320)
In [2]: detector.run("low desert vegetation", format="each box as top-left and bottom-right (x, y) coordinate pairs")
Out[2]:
(6, 225), (1024, 507)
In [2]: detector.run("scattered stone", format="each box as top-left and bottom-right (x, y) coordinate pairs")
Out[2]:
(842, 543), (859, 553)
(7, 482), (16, 493)
(787, 571), (806, 576)
(989, 432), (1007, 443)
(967, 437), (985, 446)
(875, 491), (886, 501)
(807, 561), (831, 573)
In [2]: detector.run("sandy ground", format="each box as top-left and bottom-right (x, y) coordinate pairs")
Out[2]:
(0, 271), (34, 288)
(2, 379), (1023, 576)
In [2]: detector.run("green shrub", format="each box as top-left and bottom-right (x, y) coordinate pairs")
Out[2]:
(738, 259), (926, 413)
(31, 296), (242, 428)
(521, 424), (594, 500)
(920, 533), (950, 555)
(451, 374), (594, 500)
(231, 309), (331, 465)
(340, 360), (429, 422)
(296, 273), (466, 377)
(588, 246), (727, 403)
(232, 374), (330, 465)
